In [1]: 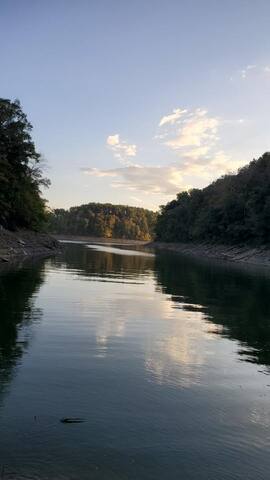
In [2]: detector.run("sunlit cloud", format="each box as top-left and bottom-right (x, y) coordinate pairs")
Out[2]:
(164, 109), (219, 150)
(106, 133), (137, 165)
(107, 134), (120, 146)
(159, 108), (187, 127)
(182, 151), (245, 179)
(82, 107), (247, 205)
(82, 151), (244, 201)
(184, 146), (210, 159)
(82, 164), (185, 195)
(157, 107), (246, 184)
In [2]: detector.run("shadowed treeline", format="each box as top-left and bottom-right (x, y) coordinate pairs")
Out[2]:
(0, 261), (45, 393)
(154, 252), (270, 367)
(0, 98), (49, 230)
(156, 153), (270, 245)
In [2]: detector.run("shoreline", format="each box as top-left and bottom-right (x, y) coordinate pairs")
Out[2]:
(148, 241), (270, 267)
(52, 234), (148, 246)
(0, 228), (60, 263)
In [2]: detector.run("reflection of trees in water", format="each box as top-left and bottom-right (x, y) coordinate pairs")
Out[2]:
(50, 244), (155, 279)
(154, 253), (270, 367)
(0, 261), (45, 393)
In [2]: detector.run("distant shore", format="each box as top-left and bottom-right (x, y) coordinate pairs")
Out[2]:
(149, 241), (270, 267)
(0, 228), (60, 263)
(53, 234), (148, 246)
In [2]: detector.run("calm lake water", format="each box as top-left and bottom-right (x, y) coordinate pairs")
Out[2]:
(0, 243), (270, 479)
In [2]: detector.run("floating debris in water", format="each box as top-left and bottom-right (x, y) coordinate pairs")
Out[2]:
(60, 417), (85, 424)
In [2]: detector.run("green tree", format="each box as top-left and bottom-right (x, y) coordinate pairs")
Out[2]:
(47, 203), (157, 241)
(156, 153), (270, 246)
(0, 98), (49, 230)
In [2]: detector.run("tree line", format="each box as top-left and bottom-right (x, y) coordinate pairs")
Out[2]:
(47, 204), (157, 240)
(156, 153), (270, 245)
(2, 98), (270, 245)
(0, 98), (48, 230)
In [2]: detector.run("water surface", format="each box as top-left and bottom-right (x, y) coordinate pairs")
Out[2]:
(0, 243), (270, 479)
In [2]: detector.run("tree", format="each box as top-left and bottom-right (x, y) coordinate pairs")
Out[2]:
(156, 153), (270, 245)
(0, 98), (49, 230)
(47, 203), (157, 241)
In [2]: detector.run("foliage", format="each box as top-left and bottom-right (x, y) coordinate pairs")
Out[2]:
(0, 98), (49, 230)
(47, 203), (157, 241)
(156, 153), (270, 245)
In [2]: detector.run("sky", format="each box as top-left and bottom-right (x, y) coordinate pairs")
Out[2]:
(0, 0), (270, 211)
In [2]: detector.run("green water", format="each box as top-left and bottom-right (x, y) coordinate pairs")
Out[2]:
(0, 243), (270, 479)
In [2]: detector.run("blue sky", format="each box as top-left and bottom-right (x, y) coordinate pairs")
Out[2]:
(1, 0), (270, 210)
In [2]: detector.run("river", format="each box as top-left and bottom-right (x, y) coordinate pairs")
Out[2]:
(0, 242), (270, 479)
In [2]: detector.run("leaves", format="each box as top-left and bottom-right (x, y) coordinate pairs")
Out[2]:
(0, 98), (48, 230)
(47, 203), (157, 241)
(156, 153), (270, 245)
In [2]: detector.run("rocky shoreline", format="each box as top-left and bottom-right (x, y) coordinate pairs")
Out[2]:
(0, 227), (60, 263)
(149, 241), (270, 267)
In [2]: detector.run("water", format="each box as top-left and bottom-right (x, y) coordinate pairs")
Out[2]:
(0, 243), (270, 479)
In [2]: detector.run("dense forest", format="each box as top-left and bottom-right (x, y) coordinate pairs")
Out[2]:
(47, 204), (157, 240)
(156, 153), (270, 245)
(0, 98), (48, 230)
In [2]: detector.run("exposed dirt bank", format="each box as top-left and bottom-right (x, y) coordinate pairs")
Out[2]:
(0, 228), (60, 263)
(148, 242), (270, 267)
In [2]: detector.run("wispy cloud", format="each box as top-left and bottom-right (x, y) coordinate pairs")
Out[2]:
(82, 107), (246, 204)
(230, 63), (270, 81)
(159, 108), (219, 158)
(182, 150), (243, 179)
(106, 134), (137, 165)
(240, 64), (256, 79)
(157, 107), (245, 183)
(159, 108), (187, 127)
(82, 164), (185, 195)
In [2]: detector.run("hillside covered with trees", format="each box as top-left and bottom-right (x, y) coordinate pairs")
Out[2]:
(156, 153), (270, 245)
(48, 204), (157, 241)
(0, 98), (48, 230)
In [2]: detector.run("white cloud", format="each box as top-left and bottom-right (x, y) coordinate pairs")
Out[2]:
(156, 107), (246, 186)
(107, 134), (120, 146)
(240, 64), (256, 79)
(184, 146), (211, 159)
(82, 148), (245, 198)
(82, 107), (247, 205)
(159, 108), (187, 127)
(106, 133), (137, 165)
(82, 164), (185, 195)
(163, 108), (219, 150)
(182, 151), (245, 180)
